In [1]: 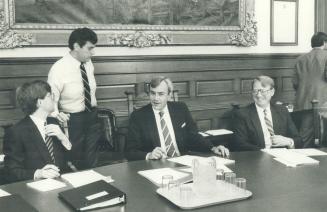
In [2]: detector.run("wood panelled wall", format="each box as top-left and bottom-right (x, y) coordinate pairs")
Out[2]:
(0, 53), (301, 152)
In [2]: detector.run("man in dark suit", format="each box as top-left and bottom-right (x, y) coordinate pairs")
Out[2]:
(4, 81), (72, 183)
(233, 76), (302, 151)
(293, 32), (327, 147)
(126, 76), (229, 161)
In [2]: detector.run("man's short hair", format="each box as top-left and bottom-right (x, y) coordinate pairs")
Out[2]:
(150, 76), (174, 94)
(16, 80), (51, 115)
(68, 27), (98, 50)
(252, 75), (275, 89)
(311, 32), (327, 48)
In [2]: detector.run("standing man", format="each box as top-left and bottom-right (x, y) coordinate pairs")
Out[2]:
(293, 32), (327, 147)
(233, 76), (302, 151)
(4, 81), (72, 183)
(126, 76), (229, 161)
(48, 27), (101, 169)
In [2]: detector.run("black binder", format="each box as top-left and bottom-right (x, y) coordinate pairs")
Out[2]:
(58, 180), (126, 211)
(0, 194), (38, 212)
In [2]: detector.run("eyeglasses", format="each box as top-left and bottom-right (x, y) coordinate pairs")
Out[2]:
(252, 89), (272, 95)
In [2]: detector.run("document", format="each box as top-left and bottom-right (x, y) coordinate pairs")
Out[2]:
(199, 129), (233, 137)
(27, 178), (66, 192)
(168, 155), (235, 167)
(289, 148), (327, 156)
(262, 148), (319, 166)
(0, 189), (10, 197)
(61, 170), (113, 188)
(59, 180), (126, 211)
(138, 168), (190, 186)
(178, 163), (233, 173)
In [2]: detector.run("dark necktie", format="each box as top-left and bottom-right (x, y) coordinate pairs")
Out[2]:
(264, 109), (275, 136)
(159, 112), (176, 157)
(80, 63), (92, 112)
(44, 123), (55, 163)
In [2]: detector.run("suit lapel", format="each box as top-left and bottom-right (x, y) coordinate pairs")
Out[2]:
(249, 104), (265, 148)
(270, 104), (281, 134)
(168, 102), (182, 146)
(25, 117), (52, 163)
(145, 105), (161, 147)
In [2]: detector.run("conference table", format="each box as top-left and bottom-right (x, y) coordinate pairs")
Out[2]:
(1, 150), (327, 212)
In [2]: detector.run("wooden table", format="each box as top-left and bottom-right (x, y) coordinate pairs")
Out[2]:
(1, 150), (327, 212)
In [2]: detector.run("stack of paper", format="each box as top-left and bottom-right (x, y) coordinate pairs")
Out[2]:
(168, 155), (235, 167)
(262, 149), (320, 167)
(290, 148), (327, 156)
(199, 129), (233, 137)
(27, 178), (66, 192)
(61, 170), (113, 188)
(138, 168), (191, 186)
(0, 189), (10, 197)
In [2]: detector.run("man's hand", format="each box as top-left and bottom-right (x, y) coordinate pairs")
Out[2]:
(34, 164), (60, 179)
(45, 124), (66, 141)
(147, 147), (167, 160)
(211, 145), (230, 158)
(271, 135), (294, 148)
(56, 112), (70, 123)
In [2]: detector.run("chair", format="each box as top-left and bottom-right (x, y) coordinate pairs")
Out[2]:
(125, 82), (179, 116)
(97, 108), (127, 165)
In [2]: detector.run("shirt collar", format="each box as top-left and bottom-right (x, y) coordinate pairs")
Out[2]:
(68, 52), (83, 67)
(29, 114), (46, 127)
(152, 105), (169, 115)
(255, 103), (271, 113)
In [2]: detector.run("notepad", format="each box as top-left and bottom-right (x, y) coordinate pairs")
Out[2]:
(138, 168), (190, 187)
(289, 148), (327, 156)
(262, 148), (320, 167)
(0, 189), (10, 197)
(168, 155), (235, 167)
(27, 178), (66, 192)
(199, 129), (233, 137)
(61, 170), (113, 188)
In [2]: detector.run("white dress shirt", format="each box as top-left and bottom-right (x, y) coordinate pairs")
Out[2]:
(152, 106), (181, 157)
(255, 104), (273, 149)
(48, 53), (97, 114)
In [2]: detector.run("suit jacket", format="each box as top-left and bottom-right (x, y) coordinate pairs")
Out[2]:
(126, 102), (213, 160)
(293, 48), (327, 110)
(232, 103), (302, 151)
(4, 116), (69, 183)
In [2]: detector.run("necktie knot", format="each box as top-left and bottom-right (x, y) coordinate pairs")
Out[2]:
(159, 111), (164, 118)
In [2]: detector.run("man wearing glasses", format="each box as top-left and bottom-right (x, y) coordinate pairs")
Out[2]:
(232, 76), (302, 151)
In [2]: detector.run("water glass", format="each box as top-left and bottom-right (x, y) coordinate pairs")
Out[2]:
(161, 175), (173, 191)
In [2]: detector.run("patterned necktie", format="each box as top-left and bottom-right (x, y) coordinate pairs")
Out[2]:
(159, 112), (176, 157)
(80, 63), (92, 112)
(44, 122), (55, 163)
(263, 109), (275, 136)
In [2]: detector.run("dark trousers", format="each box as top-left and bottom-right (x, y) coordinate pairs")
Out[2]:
(67, 108), (101, 170)
(299, 111), (315, 148)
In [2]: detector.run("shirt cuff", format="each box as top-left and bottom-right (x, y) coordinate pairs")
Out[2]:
(145, 153), (151, 160)
(288, 139), (295, 149)
(61, 136), (72, 150)
(34, 169), (41, 180)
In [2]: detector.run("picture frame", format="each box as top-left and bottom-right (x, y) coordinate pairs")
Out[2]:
(0, 0), (256, 48)
(270, 0), (298, 46)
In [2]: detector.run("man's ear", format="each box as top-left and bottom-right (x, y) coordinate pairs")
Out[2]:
(36, 99), (42, 108)
(73, 42), (80, 50)
(271, 88), (275, 96)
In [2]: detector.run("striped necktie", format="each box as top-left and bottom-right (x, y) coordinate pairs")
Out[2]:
(80, 63), (92, 112)
(263, 109), (275, 136)
(44, 123), (55, 163)
(159, 112), (176, 157)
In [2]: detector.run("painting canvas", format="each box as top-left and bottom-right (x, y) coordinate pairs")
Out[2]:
(15, 0), (239, 27)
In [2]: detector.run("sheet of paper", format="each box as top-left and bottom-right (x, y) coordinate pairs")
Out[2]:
(262, 148), (319, 166)
(204, 129), (233, 136)
(273, 157), (297, 167)
(61, 170), (113, 188)
(138, 168), (190, 186)
(179, 163), (233, 173)
(168, 155), (235, 167)
(0, 189), (10, 197)
(27, 178), (66, 192)
(0, 154), (4, 162)
(198, 132), (209, 137)
(289, 148), (327, 156)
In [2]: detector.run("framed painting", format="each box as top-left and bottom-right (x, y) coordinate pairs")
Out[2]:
(1, 0), (256, 47)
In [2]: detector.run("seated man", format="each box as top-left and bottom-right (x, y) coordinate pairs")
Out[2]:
(233, 76), (302, 151)
(4, 80), (72, 183)
(126, 76), (229, 160)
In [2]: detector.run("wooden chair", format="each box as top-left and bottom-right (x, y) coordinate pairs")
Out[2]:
(125, 82), (179, 116)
